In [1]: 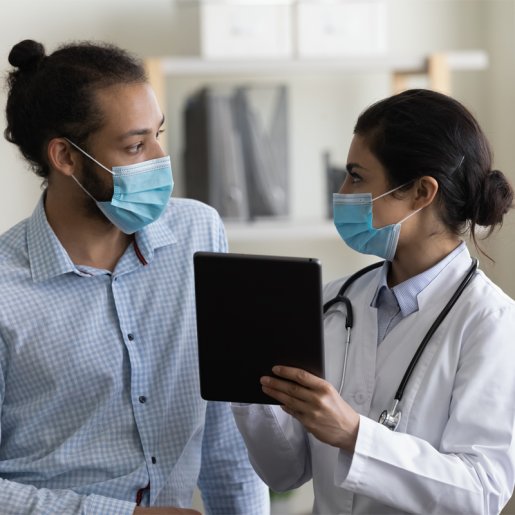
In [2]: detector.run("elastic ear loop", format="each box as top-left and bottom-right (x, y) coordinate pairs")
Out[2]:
(374, 179), (427, 224)
(64, 137), (114, 175)
(64, 137), (113, 202)
(70, 175), (99, 203)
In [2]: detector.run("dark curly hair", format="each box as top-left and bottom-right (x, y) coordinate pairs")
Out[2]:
(4, 39), (147, 179)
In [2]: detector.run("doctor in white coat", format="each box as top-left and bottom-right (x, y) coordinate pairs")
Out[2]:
(232, 89), (515, 514)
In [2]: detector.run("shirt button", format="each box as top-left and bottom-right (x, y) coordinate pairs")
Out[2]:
(151, 456), (157, 464)
(354, 392), (366, 404)
(139, 396), (147, 404)
(127, 333), (134, 341)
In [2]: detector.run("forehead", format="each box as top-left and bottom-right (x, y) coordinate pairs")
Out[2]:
(348, 135), (385, 170)
(92, 82), (162, 135)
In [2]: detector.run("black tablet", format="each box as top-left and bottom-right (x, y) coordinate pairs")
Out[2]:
(193, 251), (325, 404)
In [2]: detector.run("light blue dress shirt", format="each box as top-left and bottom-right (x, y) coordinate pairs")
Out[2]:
(0, 196), (269, 515)
(371, 242), (466, 343)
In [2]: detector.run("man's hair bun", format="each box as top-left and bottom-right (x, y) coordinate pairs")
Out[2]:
(8, 40), (45, 72)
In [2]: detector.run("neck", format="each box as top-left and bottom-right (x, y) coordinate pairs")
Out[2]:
(44, 185), (132, 272)
(388, 234), (462, 287)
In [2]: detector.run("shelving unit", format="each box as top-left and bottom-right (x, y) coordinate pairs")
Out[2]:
(146, 50), (488, 115)
(144, 50), (488, 244)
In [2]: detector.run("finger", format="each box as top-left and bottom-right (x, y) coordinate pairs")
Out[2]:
(261, 376), (312, 402)
(271, 366), (326, 390)
(261, 384), (294, 405)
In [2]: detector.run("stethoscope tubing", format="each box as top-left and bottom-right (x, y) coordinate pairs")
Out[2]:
(323, 257), (479, 428)
(394, 258), (478, 402)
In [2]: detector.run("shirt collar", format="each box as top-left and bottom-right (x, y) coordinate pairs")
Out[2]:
(371, 242), (467, 316)
(27, 195), (80, 283)
(133, 205), (178, 263)
(27, 195), (178, 282)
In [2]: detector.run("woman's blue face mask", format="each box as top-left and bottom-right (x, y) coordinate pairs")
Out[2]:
(66, 138), (174, 234)
(333, 184), (420, 261)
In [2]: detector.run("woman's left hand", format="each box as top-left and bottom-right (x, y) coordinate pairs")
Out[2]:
(261, 365), (360, 452)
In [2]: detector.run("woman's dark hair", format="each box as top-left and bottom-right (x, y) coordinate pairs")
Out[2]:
(354, 88), (513, 252)
(4, 39), (147, 179)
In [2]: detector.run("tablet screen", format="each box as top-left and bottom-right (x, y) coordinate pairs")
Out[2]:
(193, 251), (325, 404)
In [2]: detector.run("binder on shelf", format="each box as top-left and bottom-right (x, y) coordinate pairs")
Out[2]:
(183, 88), (250, 220)
(183, 84), (289, 221)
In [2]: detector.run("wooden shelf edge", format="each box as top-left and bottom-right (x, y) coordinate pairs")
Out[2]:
(148, 50), (488, 76)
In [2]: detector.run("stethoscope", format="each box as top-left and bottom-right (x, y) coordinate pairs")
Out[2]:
(323, 258), (478, 431)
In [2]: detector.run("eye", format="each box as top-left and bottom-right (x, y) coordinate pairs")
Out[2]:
(127, 142), (144, 154)
(157, 128), (165, 139)
(348, 170), (362, 184)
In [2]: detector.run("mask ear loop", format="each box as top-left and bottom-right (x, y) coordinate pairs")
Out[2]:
(372, 181), (413, 202)
(373, 179), (425, 224)
(70, 174), (99, 203)
(64, 137), (114, 202)
(64, 137), (114, 176)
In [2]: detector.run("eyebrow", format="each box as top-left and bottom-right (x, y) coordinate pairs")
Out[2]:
(118, 114), (166, 141)
(346, 162), (366, 174)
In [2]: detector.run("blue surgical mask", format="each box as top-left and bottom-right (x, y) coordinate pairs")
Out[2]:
(66, 139), (173, 234)
(333, 184), (419, 261)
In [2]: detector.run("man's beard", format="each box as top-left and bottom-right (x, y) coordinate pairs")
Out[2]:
(78, 158), (114, 224)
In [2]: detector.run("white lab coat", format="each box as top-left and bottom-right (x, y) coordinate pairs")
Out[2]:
(232, 247), (515, 514)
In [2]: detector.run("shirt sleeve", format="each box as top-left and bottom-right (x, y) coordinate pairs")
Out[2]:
(335, 305), (515, 515)
(231, 403), (312, 493)
(214, 211), (228, 253)
(0, 336), (136, 515)
(198, 401), (270, 515)
(0, 471), (136, 514)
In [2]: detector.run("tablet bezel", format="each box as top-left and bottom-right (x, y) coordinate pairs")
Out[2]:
(193, 251), (325, 404)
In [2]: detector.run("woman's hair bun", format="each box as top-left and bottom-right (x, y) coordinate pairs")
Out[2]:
(475, 169), (514, 227)
(8, 40), (45, 72)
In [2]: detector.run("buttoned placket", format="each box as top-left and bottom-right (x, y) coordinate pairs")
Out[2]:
(109, 248), (159, 498)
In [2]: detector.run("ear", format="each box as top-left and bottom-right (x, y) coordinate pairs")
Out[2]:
(412, 176), (438, 210)
(47, 137), (81, 177)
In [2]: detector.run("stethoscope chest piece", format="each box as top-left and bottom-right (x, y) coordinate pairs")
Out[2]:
(378, 400), (402, 431)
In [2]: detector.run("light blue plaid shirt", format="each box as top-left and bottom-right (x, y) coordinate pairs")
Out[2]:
(0, 195), (269, 515)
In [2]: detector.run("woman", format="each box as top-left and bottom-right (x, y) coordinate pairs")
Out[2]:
(232, 89), (515, 514)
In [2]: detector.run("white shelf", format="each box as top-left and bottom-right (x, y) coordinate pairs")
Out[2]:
(225, 219), (337, 241)
(157, 50), (488, 76)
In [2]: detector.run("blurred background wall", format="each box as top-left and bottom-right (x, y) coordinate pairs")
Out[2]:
(1, 1), (515, 511)
(1, 0), (514, 288)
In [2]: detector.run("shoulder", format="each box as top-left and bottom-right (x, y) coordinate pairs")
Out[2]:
(0, 218), (30, 269)
(464, 269), (515, 317)
(323, 264), (383, 303)
(162, 197), (223, 229)
(154, 197), (227, 253)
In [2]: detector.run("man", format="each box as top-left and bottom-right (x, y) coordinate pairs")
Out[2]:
(0, 39), (269, 514)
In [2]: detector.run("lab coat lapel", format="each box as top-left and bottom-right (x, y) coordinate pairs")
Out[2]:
(370, 248), (474, 430)
(341, 269), (382, 413)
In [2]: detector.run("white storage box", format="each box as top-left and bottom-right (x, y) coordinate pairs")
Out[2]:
(296, 0), (387, 58)
(199, 0), (293, 59)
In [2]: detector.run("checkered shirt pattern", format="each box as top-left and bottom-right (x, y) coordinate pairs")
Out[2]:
(0, 196), (269, 515)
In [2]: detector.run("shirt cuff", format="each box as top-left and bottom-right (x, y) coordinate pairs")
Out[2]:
(85, 494), (137, 515)
(334, 414), (375, 489)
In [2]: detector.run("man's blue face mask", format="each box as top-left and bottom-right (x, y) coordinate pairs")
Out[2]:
(333, 184), (420, 262)
(65, 138), (174, 234)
